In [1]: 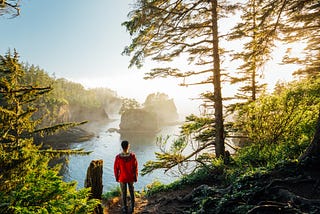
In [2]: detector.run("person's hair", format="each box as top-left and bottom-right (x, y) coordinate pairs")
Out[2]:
(121, 140), (129, 151)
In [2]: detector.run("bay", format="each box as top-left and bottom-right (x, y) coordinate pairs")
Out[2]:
(63, 118), (181, 192)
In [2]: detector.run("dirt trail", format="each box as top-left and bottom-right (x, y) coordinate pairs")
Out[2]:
(104, 196), (147, 214)
(103, 186), (195, 214)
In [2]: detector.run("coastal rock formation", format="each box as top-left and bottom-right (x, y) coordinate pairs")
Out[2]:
(119, 109), (159, 133)
(119, 93), (179, 133)
(144, 92), (179, 125)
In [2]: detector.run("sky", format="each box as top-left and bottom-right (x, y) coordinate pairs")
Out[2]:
(0, 0), (205, 116)
(0, 0), (297, 117)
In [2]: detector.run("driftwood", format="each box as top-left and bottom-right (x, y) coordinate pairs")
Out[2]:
(85, 159), (103, 214)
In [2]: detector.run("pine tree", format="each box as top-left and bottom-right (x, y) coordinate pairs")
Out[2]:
(228, 0), (272, 102)
(123, 0), (239, 158)
(281, 0), (320, 78)
(239, 0), (320, 163)
(0, 51), (98, 213)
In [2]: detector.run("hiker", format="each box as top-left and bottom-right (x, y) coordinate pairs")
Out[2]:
(114, 140), (138, 214)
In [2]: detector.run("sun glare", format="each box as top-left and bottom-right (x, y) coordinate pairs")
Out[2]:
(263, 41), (306, 91)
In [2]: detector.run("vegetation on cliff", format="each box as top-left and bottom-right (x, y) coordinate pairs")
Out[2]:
(23, 64), (122, 125)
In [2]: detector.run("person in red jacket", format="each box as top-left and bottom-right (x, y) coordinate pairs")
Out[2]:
(114, 140), (138, 214)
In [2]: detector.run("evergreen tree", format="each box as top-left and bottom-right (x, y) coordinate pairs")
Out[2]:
(281, 0), (320, 78)
(119, 98), (141, 115)
(281, 0), (320, 164)
(238, 0), (320, 163)
(228, 0), (272, 102)
(123, 0), (239, 158)
(0, 51), (98, 213)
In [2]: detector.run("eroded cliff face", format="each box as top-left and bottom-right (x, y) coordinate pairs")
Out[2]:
(119, 109), (160, 133)
(53, 95), (122, 123)
(35, 104), (112, 146)
(57, 104), (71, 122)
(69, 105), (109, 122)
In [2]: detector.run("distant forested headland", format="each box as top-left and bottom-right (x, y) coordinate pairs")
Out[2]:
(16, 62), (125, 145)
(22, 64), (122, 123)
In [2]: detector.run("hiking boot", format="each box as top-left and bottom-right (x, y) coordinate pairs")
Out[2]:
(129, 201), (134, 213)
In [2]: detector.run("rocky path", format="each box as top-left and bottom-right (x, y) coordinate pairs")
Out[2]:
(104, 195), (148, 214)
(103, 186), (195, 214)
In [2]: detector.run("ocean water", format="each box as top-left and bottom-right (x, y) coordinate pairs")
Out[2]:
(63, 119), (181, 192)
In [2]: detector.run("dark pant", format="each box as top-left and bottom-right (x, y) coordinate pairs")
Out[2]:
(120, 182), (135, 214)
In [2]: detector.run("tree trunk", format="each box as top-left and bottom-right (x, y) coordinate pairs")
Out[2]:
(85, 159), (104, 214)
(299, 112), (320, 162)
(211, 0), (225, 158)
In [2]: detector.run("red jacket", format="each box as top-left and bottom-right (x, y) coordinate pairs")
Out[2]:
(114, 152), (138, 183)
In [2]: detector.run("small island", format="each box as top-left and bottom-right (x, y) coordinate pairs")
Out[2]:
(119, 92), (179, 134)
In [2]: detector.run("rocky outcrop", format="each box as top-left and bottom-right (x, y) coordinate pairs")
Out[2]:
(144, 92), (179, 125)
(119, 109), (160, 133)
(119, 93), (179, 133)
(35, 127), (95, 149)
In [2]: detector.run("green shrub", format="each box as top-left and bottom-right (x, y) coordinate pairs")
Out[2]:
(102, 186), (121, 201)
(232, 77), (320, 168)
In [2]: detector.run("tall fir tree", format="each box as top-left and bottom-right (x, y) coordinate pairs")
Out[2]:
(228, 0), (271, 102)
(0, 51), (98, 213)
(123, 0), (239, 159)
(281, 0), (320, 78)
